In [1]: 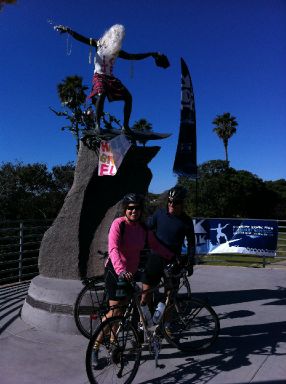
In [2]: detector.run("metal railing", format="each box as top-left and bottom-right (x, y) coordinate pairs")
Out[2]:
(0, 218), (285, 286)
(277, 219), (286, 258)
(0, 220), (52, 285)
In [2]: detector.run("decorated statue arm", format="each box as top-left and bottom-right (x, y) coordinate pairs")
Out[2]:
(119, 50), (170, 68)
(54, 25), (98, 47)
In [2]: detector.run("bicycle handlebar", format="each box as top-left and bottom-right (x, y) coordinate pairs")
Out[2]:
(164, 263), (187, 279)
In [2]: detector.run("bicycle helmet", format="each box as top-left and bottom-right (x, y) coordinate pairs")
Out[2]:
(168, 185), (187, 202)
(122, 193), (145, 210)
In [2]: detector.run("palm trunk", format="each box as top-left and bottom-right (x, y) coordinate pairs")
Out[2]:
(75, 122), (80, 154)
(224, 140), (228, 163)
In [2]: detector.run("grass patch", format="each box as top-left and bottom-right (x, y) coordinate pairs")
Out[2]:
(196, 254), (285, 268)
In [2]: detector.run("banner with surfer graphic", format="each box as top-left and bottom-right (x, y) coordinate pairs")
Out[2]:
(193, 218), (278, 256)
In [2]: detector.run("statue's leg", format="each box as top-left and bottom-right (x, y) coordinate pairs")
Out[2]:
(94, 93), (106, 133)
(122, 91), (133, 134)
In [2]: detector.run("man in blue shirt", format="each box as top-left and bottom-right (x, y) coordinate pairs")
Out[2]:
(142, 185), (195, 289)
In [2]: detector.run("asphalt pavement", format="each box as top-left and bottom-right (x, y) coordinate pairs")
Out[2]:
(0, 265), (285, 384)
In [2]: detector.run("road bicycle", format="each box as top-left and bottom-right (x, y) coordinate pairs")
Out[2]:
(85, 264), (220, 384)
(73, 250), (179, 339)
(74, 250), (110, 339)
(74, 276), (108, 339)
(74, 255), (190, 339)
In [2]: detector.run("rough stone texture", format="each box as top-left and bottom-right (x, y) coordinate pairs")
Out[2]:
(38, 141), (160, 280)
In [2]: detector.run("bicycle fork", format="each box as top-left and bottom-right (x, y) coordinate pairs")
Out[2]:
(151, 332), (162, 368)
(142, 325), (162, 368)
(109, 318), (132, 379)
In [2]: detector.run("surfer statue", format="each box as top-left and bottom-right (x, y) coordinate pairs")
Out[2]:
(54, 24), (170, 135)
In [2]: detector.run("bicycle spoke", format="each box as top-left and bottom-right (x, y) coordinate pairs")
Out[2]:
(74, 283), (107, 338)
(86, 316), (141, 384)
(163, 297), (220, 353)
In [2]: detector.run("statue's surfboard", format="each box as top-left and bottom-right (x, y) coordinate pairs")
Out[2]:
(83, 128), (171, 143)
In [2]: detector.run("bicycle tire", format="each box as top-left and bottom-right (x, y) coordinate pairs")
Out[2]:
(162, 297), (220, 353)
(74, 282), (108, 339)
(86, 316), (141, 384)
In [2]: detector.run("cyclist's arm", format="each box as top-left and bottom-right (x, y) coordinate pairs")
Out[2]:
(147, 231), (174, 261)
(180, 216), (195, 261)
(186, 225), (196, 262)
(108, 219), (128, 275)
(182, 222), (196, 275)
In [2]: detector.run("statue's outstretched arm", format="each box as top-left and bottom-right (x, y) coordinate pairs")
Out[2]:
(54, 25), (97, 47)
(119, 50), (170, 68)
(118, 50), (157, 60)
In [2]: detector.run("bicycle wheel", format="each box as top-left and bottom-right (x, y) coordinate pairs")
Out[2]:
(162, 297), (220, 353)
(86, 316), (141, 384)
(74, 282), (108, 339)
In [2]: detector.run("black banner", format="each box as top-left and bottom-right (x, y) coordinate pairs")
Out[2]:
(173, 58), (197, 178)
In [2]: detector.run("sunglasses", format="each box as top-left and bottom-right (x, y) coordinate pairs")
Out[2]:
(126, 205), (141, 211)
(168, 199), (182, 206)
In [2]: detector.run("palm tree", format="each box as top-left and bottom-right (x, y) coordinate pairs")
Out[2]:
(57, 75), (87, 110)
(212, 112), (238, 163)
(132, 118), (152, 132)
(57, 76), (88, 153)
(132, 118), (152, 146)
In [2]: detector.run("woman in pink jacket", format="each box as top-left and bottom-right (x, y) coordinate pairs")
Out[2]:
(92, 193), (174, 367)
(105, 193), (174, 314)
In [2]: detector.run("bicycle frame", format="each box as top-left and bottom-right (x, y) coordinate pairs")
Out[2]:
(114, 267), (191, 366)
(86, 266), (220, 383)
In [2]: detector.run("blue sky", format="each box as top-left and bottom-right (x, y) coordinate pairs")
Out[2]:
(1, 0), (285, 193)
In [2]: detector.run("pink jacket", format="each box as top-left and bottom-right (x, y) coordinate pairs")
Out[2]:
(107, 217), (174, 275)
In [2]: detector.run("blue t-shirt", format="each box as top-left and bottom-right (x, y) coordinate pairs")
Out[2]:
(147, 208), (195, 257)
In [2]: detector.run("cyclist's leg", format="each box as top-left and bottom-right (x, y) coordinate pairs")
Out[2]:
(140, 253), (166, 306)
(91, 262), (128, 361)
(104, 260), (126, 317)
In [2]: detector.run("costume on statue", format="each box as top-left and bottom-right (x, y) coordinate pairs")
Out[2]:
(54, 23), (170, 133)
(88, 26), (129, 102)
(88, 74), (128, 102)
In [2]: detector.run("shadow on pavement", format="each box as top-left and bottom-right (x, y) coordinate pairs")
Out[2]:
(139, 318), (286, 383)
(0, 282), (29, 335)
(138, 286), (286, 384)
(193, 286), (286, 307)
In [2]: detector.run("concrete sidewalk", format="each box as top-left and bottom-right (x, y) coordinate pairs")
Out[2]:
(0, 266), (285, 384)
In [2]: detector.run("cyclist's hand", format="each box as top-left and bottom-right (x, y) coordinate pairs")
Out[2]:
(119, 271), (133, 282)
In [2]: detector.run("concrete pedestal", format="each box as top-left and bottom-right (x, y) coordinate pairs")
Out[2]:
(22, 275), (83, 334)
